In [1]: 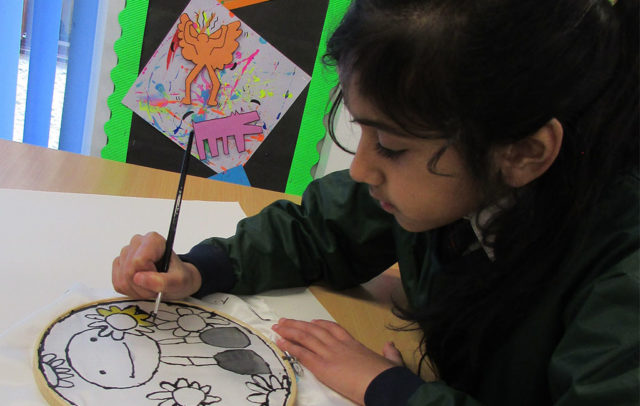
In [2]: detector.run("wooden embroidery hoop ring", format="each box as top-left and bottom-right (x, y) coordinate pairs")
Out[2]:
(34, 297), (297, 405)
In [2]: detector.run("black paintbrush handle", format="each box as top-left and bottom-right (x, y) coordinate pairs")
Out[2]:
(158, 130), (195, 273)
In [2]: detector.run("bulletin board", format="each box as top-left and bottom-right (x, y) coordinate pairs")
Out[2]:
(103, 0), (351, 195)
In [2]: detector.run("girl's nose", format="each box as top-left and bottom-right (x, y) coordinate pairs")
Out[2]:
(349, 131), (384, 186)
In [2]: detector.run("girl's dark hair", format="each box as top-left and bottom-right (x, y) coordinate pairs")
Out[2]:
(324, 0), (638, 392)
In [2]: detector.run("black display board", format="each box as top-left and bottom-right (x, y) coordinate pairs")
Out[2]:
(127, 0), (329, 191)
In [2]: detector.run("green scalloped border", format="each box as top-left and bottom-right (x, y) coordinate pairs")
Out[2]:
(284, 0), (350, 196)
(102, 0), (149, 162)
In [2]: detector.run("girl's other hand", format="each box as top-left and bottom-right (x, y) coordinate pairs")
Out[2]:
(272, 318), (398, 405)
(112, 232), (202, 300)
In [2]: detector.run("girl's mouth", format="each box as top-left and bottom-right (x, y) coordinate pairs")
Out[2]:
(379, 200), (396, 213)
(369, 188), (396, 213)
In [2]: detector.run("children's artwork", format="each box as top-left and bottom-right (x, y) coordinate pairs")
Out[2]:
(35, 299), (296, 405)
(122, 0), (311, 174)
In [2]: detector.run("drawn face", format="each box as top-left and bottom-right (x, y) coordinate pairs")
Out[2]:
(66, 329), (160, 389)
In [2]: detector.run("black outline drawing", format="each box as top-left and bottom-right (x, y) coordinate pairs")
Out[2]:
(65, 326), (161, 389)
(37, 299), (294, 405)
(161, 348), (272, 375)
(40, 353), (74, 389)
(154, 306), (231, 338)
(146, 377), (222, 405)
(246, 374), (292, 406)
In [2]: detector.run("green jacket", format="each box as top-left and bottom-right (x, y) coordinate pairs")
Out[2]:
(183, 170), (639, 406)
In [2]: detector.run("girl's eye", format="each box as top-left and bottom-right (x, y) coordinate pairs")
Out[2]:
(374, 142), (405, 159)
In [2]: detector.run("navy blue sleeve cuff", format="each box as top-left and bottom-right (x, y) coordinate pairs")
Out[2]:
(179, 242), (237, 298)
(364, 366), (424, 406)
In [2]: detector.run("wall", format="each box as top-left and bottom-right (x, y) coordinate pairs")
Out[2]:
(313, 102), (360, 179)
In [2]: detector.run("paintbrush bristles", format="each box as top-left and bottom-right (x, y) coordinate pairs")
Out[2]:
(151, 291), (162, 322)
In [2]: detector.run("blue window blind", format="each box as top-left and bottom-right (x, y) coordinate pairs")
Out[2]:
(22, 0), (64, 147)
(2, 0), (102, 153)
(59, 0), (101, 153)
(0, 0), (23, 141)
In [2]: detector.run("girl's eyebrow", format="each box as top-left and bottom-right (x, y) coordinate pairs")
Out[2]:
(350, 117), (404, 135)
(351, 116), (443, 139)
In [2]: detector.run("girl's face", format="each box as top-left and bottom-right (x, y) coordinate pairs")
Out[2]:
(345, 84), (484, 232)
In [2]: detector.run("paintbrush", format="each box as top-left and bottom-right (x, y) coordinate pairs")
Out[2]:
(151, 130), (195, 322)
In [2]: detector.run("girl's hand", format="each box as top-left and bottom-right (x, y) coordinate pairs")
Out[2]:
(112, 232), (201, 300)
(272, 318), (398, 405)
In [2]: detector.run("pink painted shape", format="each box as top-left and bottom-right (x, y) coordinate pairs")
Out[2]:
(193, 111), (262, 159)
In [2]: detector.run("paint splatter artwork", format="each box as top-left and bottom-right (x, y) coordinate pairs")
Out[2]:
(35, 299), (295, 405)
(122, 0), (310, 173)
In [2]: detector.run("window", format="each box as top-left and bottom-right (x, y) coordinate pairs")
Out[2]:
(2, 0), (109, 154)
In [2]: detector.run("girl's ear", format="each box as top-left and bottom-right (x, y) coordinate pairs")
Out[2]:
(497, 118), (564, 188)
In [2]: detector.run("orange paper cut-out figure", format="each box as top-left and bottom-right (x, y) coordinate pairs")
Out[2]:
(177, 14), (242, 106)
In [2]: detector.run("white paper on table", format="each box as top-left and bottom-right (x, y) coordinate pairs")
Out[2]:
(0, 188), (245, 333)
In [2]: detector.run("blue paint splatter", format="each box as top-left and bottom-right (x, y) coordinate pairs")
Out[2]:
(152, 116), (162, 131)
(155, 83), (167, 97)
(192, 113), (207, 123)
(202, 89), (211, 102)
(258, 37), (267, 44)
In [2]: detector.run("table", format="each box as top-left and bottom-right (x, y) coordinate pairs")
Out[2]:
(0, 139), (428, 379)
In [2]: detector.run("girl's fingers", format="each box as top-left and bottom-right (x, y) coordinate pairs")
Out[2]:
(272, 318), (398, 405)
(130, 232), (165, 272)
(310, 319), (353, 341)
(382, 341), (404, 366)
(276, 318), (344, 346)
(272, 319), (332, 356)
(132, 271), (164, 294)
(274, 336), (319, 368)
(113, 232), (167, 298)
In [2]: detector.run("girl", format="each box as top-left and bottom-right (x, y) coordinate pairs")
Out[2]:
(112, 0), (639, 404)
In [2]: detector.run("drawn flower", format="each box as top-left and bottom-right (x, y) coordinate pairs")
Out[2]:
(147, 378), (222, 406)
(155, 307), (229, 337)
(40, 353), (74, 388)
(85, 305), (153, 340)
(246, 374), (291, 406)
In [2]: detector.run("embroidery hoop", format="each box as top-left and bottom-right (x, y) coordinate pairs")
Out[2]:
(34, 298), (297, 405)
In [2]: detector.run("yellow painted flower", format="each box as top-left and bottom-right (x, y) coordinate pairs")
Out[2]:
(85, 305), (153, 341)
